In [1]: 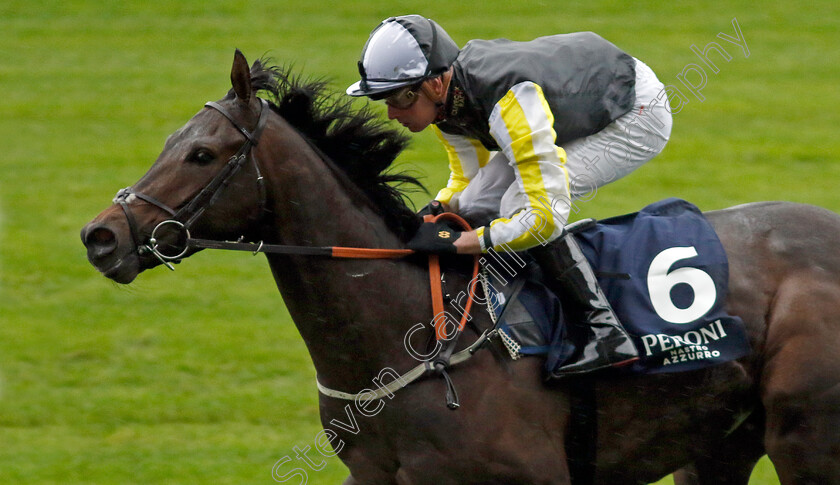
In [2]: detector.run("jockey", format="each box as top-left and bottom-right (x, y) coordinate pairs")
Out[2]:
(347, 15), (673, 375)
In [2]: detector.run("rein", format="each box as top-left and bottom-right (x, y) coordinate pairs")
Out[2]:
(184, 236), (412, 259)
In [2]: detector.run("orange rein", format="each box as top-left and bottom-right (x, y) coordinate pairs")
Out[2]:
(329, 247), (415, 258)
(331, 213), (481, 341)
(422, 213), (481, 341)
(189, 212), (481, 341)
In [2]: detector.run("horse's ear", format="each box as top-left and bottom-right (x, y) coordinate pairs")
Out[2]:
(231, 49), (252, 103)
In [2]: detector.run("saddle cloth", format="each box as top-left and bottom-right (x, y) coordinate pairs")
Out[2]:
(490, 198), (751, 375)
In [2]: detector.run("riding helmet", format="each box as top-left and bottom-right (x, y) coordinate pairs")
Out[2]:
(346, 15), (460, 98)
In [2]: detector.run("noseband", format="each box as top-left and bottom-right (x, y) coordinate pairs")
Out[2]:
(113, 99), (271, 269)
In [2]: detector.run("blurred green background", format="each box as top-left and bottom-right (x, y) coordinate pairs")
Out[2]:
(3, 0), (838, 483)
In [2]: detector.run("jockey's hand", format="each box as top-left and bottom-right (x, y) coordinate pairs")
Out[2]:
(417, 200), (446, 218)
(408, 222), (461, 254)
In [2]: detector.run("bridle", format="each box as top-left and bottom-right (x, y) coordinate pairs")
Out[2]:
(114, 97), (419, 269)
(114, 98), (272, 270)
(112, 96), (490, 409)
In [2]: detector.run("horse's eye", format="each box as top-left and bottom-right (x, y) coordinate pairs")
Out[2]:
(188, 149), (215, 165)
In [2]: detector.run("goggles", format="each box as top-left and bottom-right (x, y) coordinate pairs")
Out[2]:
(383, 84), (423, 109)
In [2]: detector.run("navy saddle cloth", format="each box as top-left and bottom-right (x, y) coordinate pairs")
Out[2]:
(490, 198), (751, 375)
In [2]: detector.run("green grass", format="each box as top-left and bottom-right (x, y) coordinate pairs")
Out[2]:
(3, 0), (840, 482)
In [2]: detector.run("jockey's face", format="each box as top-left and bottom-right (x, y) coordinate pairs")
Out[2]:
(385, 78), (444, 133)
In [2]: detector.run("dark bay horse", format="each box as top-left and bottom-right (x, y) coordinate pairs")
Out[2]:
(81, 51), (840, 484)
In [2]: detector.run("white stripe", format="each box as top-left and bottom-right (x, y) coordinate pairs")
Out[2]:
(437, 129), (483, 180)
(363, 21), (427, 80)
(485, 82), (570, 250)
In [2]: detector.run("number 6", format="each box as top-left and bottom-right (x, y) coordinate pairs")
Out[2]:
(647, 246), (717, 324)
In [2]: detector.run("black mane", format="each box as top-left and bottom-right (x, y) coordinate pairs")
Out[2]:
(235, 59), (424, 239)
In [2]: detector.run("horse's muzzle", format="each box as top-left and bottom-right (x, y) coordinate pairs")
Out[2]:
(81, 214), (141, 284)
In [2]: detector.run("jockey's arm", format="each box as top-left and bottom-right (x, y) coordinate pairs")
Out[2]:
(430, 126), (488, 254)
(431, 83), (571, 255)
(474, 81), (571, 254)
(431, 125), (489, 212)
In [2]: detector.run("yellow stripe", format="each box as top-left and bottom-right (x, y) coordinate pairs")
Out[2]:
(432, 126), (470, 204)
(494, 89), (557, 249)
(435, 188), (455, 204)
(475, 226), (486, 251)
(557, 147), (570, 190)
(469, 138), (491, 168)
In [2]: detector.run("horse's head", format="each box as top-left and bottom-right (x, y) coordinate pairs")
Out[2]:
(81, 50), (269, 283)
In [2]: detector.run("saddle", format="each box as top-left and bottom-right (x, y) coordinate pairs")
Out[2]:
(488, 198), (751, 376)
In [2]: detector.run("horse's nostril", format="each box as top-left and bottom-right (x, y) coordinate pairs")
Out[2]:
(83, 225), (118, 257)
(90, 227), (115, 245)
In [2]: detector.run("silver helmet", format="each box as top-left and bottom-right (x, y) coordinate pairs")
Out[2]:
(346, 15), (460, 98)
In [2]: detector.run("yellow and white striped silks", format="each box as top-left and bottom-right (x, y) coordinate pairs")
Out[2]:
(433, 82), (571, 253)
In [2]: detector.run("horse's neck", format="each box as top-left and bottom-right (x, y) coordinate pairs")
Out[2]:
(259, 126), (430, 387)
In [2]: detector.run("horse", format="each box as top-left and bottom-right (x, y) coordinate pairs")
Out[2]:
(81, 50), (840, 484)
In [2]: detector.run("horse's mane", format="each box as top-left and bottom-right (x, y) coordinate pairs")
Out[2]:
(231, 59), (424, 239)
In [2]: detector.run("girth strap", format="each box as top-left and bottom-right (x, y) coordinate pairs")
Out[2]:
(316, 328), (492, 401)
